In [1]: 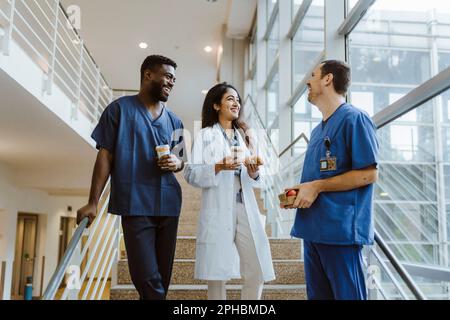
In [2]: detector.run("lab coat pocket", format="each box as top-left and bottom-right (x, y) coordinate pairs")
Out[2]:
(196, 209), (219, 244)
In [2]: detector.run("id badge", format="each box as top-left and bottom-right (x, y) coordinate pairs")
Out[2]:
(320, 157), (337, 172)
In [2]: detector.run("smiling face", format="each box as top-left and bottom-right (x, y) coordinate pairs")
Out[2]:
(144, 64), (176, 102)
(214, 89), (241, 121)
(306, 63), (326, 104)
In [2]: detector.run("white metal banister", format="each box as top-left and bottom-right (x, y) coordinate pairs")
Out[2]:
(2, 0), (15, 55)
(60, 193), (112, 300)
(1, 0), (113, 123)
(43, 181), (122, 300)
(0, 260), (6, 300)
(80, 215), (116, 300)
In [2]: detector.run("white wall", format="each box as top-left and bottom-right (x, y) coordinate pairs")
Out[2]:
(218, 26), (246, 95)
(0, 161), (87, 300)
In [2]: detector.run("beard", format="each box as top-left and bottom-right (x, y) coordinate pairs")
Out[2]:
(148, 81), (168, 102)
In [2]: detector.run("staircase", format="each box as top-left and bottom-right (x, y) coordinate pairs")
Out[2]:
(110, 173), (306, 300)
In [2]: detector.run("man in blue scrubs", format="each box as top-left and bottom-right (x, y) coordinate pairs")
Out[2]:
(282, 60), (379, 300)
(77, 55), (185, 300)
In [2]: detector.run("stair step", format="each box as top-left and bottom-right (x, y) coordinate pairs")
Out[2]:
(117, 259), (304, 285)
(176, 224), (198, 237)
(110, 284), (307, 300)
(121, 237), (301, 260)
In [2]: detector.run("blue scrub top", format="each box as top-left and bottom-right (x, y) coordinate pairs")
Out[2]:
(290, 103), (379, 245)
(91, 95), (185, 217)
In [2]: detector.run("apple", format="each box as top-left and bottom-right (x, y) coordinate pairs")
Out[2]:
(286, 189), (297, 197)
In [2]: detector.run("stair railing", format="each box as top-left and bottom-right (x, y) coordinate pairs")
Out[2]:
(42, 182), (121, 300)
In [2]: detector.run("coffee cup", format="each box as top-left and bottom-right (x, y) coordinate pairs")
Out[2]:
(230, 146), (245, 164)
(155, 144), (171, 159)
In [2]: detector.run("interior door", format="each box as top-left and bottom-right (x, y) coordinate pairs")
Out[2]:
(12, 214), (38, 298)
(58, 217), (77, 264)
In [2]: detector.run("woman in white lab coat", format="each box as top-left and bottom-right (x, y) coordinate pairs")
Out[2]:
(184, 82), (275, 300)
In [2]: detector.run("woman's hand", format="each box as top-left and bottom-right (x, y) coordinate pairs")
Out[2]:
(215, 156), (241, 174)
(244, 155), (263, 179)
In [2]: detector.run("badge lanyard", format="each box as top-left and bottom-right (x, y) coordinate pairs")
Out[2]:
(320, 136), (337, 172)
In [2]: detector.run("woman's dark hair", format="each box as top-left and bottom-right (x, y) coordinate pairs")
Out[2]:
(201, 82), (251, 147)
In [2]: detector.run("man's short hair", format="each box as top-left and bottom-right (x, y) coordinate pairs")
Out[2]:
(140, 55), (177, 84)
(320, 60), (351, 95)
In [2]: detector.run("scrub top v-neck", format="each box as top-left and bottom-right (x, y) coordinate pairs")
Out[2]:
(91, 95), (185, 217)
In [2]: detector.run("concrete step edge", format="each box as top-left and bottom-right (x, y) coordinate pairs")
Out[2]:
(119, 259), (304, 264)
(112, 284), (307, 291)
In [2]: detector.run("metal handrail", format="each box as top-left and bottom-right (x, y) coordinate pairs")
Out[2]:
(0, 0), (113, 123)
(0, 260), (6, 300)
(374, 231), (427, 300)
(42, 217), (88, 300)
(243, 95), (280, 158)
(369, 245), (410, 299)
(279, 133), (309, 158)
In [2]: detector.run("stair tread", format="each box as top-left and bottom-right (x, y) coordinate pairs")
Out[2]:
(112, 284), (306, 290)
(119, 259), (303, 263)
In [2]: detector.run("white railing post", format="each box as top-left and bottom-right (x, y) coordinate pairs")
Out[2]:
(94, 66), (101, 120)
(45, 0), (60, 95)
(72, 39), (83, 120)
(2, 0), (16, 56)
(110, 216), (121, 288)
(108, 87), (113, 104)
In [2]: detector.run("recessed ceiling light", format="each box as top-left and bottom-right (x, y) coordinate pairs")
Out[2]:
(201, 90), (208, 95)
(204, 46), (213, 53)
(139, 42), (148, 49)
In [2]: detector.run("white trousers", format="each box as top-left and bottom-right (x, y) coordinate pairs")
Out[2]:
(207, 201), (264, 300)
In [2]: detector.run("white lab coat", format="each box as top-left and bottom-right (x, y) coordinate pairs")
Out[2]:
(184, 123), (276, 282)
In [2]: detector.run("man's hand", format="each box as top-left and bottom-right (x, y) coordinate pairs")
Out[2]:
(77, 203), (97, 228)
(157, 154), (182, 172)
(283, 181), (321, 209)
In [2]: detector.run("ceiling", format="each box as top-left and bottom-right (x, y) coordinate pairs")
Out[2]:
(0, 69), (96, 170)
(60, 0), (255, 133)
(0, 67), (97, 194)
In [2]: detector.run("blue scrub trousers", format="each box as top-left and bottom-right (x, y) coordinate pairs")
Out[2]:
(303, 240), (367, 300)
(121, 216), (179, 300)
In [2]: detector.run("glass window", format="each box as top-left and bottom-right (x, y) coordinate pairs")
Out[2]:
(267, 13), (279, 72)
(378, 103), (434, 163)
(373, 93), (450, 268)
(346, 0), (359, 13)
(292, 0), (303, 19)
(267, 0), (278, 21)
(292, 90), (321, 155)
(350, 91), (374, 116)
(250, 31), (257, 72)
(267, 72), (279, 129)
(439, 52), (450, 73)
(270, 128), (279, 153)
(292, 0), (324, 90)
(349, 0), (450, 107)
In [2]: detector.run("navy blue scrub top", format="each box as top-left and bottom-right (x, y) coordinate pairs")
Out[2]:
(290, 103), (379, 245)
(91, 95), (185, 217)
